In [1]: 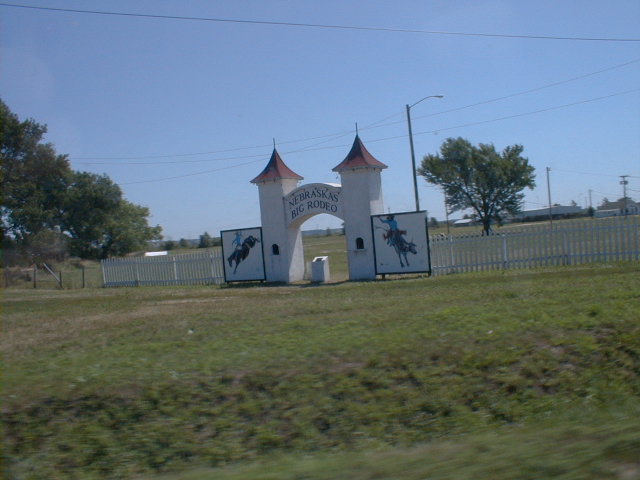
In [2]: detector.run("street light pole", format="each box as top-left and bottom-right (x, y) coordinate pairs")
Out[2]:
(546, 167), (553, 226)
(406, 95), (443, 212)
(620, 175), (629, 214)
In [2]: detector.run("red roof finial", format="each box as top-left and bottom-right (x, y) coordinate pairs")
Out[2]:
(251, 149), (303, 184)
(332, 135), (388, 172)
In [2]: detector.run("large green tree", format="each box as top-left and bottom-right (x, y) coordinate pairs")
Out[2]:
(1, 100), (71, 243)
(1, 99), (162, 260)
(418, 137), (536, 235)
(100, 200), (162, 259)
(61, 172), (162, 259)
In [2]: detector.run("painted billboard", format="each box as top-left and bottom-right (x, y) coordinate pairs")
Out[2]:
(221, 227), (266, 282)
(371, 211), (430, 275)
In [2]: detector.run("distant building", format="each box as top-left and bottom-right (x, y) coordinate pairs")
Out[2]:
(595, 198), (639, 218)
(512, 205), (584, 222)
(453, 218), (476, 227)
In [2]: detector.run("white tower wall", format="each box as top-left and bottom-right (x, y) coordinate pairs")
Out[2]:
(252, 137), (386, 283)
(256, 178), (305, 282)
(339, 169), (385, 280)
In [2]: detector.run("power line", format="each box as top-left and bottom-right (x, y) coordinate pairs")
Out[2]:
(405, 58), (640, 124)
(524, 200), (550, 207)
(348, 57), (640, 133)
(2, 2), (639, 42)
(73, 129), (354, 161)
(591, 189), (622, 198)
(118, 159), (266, 186)
(407, 88), (640, 140)
(73, 57), (640, 164)
(115, 88), (640, 184)
(552, 168), (625, 178)
(104, 87), (640, 170)
(279, 87), (640, 152)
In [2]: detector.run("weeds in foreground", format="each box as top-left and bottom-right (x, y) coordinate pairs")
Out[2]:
(2, 264), (639, 479)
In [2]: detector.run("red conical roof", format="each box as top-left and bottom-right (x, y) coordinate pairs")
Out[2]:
(251, 149), (303, 184)
(332, 135), (388, 172)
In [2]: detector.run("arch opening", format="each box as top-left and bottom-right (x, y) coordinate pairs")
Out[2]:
(298, 214), (347, 282)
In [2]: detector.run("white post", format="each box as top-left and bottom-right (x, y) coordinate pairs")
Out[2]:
(502, 235), (509, 269)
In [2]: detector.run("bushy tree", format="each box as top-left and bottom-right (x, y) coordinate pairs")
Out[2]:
(23, 229), (68, 263)
(1, 100), (70, 243)
(198, 232), (213, 248)
(1, 99), (162, 260)
(96, 200), (162, 259)
(59, 172), (162, 259)
(419, 137), (536, 235)
(61, 172), (122, 258)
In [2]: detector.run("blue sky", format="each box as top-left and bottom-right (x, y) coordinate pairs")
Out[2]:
(2, 0), (639, 239)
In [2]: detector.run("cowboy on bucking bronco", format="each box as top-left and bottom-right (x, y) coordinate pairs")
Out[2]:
(380, 215), (407, 247)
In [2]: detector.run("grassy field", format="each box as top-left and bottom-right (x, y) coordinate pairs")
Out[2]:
(302, 233), (348, 281)
(155, 413), (640, 480)
(3, 261), (639, 479)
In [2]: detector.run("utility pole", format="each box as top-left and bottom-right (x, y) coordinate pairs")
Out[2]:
(406, 95), (443, 212)
(620, 175), (629, 214)
(588, 189), (593, 209)
(546, 167), (553, 226)
(406, 104), (420, 211)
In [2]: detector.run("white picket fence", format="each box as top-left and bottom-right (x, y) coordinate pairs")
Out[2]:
(100, 217), (638, 286)
(101, 249), (225, 287)
(429, 216), (640, 276)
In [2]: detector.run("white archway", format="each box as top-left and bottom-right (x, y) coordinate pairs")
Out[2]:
(251, 136), (387, 283)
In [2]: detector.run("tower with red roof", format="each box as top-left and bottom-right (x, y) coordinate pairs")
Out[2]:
(332, 135), (387, 280)
(251, 135), (386, 282)
(251, 148), (304, 282)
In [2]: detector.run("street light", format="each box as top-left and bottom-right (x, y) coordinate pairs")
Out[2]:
(406, 95), (443, 211)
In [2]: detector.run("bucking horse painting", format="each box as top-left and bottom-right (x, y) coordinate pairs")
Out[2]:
(227, 234), (261, 274)
(378, 215), (418, 268)
(388, 231), (417, 267)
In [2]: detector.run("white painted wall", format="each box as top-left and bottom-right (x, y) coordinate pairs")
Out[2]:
(338, 168), (385, 280)
(256, 167), (385, 282)
(256, 178), (303, 282)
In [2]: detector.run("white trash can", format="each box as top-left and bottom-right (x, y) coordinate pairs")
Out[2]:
(311, 256), (330, 283)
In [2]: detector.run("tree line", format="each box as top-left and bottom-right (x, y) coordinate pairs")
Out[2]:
(1, 99), (162, 264)
(161, 232), (221, 251)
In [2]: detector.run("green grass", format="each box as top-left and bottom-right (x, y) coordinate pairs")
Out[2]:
(152, 409), (640, 480)
(302, 233), (348, 281)
(2, 263), (640, 479)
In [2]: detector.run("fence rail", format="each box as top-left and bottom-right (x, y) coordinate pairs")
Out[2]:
(429, 216), (639, 276)
(3, 265), (104, 289)
(99, 218), (638, 286)
(101, 249), (225, 287)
